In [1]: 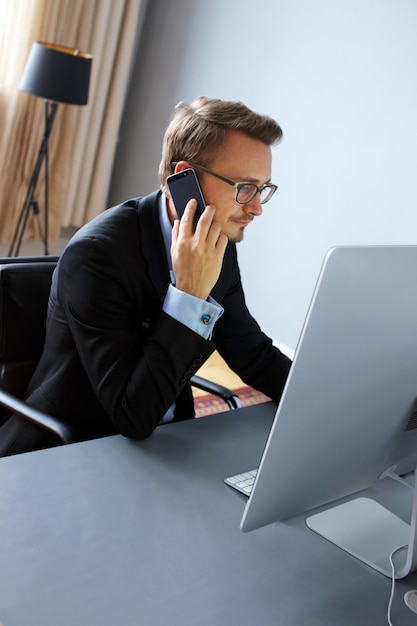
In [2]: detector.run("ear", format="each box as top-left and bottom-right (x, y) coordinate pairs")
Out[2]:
(174, 160), (192, 173)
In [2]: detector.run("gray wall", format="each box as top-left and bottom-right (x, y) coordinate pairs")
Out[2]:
(108, 0), (417, 351)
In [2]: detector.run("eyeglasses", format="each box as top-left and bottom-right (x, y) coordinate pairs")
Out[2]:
(172, 161), (278, 205)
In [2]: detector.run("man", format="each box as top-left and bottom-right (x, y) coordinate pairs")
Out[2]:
(0, 96), (292, 455)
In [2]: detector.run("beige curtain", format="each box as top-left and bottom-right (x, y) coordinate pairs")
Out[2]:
(0, 0), (145, 244)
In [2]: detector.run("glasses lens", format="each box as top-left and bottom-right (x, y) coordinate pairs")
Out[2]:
(259, 185), (277, 204)
(236, 184), (258, 204)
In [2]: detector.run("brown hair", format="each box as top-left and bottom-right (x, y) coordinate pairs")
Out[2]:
(158, 96), (283, 188)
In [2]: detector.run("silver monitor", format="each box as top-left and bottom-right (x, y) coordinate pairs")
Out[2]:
(239, 245), (417, 578)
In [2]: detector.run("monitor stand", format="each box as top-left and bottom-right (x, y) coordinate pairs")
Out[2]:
(306, 475), (417, 578)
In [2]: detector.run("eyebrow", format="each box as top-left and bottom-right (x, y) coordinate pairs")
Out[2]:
(186, 160), (274, 187)
(237, 176), (272, 185)
(214, 169), (272, 185)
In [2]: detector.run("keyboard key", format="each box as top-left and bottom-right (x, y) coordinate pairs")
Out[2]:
(224, 469), (258, 496)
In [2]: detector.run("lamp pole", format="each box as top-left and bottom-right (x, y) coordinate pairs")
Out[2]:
(8, 101), (58, 257)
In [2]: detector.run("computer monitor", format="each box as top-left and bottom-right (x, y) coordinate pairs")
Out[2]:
(238, 245), (417, 578)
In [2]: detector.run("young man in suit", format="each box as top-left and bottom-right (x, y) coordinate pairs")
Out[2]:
(0, 96), (292, 455)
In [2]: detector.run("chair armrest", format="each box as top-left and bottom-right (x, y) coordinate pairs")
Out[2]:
(0, 389), (75, 444)
(191, 375), (242, 410)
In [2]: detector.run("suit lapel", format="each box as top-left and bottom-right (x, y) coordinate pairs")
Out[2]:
(137, 190), (171, 303)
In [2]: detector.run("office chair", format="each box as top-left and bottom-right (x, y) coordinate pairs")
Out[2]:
(0, 256), (74, 443)
(0, 256), (240, 448)
(192, 375), (240, 409)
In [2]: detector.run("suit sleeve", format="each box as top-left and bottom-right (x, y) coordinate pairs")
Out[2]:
(213, 247), (291, 403)
(57, 237), (214, 439)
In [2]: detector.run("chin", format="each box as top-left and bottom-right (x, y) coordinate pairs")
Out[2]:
(227, 228), (245, 244)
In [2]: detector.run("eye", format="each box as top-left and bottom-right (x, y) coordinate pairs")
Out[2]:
(259, 185), (277, 204)
(236, 184), (258, 203)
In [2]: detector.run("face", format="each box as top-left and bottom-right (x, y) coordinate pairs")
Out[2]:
(169, 130), (274, 243)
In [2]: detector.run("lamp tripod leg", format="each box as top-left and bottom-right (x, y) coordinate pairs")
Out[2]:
(8, 101), (57, 257)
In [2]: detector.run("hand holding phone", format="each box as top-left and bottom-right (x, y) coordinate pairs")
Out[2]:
(167, 167), (227, 300)
(166, 168), (206, 232)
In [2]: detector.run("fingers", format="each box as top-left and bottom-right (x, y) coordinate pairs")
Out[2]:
(178, 199), (198, 232)
(178, 199), (218, 235)
(205, 216), (227, 252)
(177, 201), (226, 255)
(171, 201), (227, 300)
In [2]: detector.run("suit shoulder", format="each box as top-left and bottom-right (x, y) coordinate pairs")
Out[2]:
(68, 190), (160, 241)
(59, 190), (161, 267)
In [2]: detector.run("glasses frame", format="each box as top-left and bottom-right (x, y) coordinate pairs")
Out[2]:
(171, 161), (278, 205)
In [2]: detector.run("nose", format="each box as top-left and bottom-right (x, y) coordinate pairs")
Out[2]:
(242, 194), (263, 217)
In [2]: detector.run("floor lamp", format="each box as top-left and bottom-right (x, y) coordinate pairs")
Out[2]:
(8, 42), (92, 257)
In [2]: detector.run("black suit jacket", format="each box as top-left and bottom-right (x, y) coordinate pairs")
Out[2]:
(2, 190), (291, 452)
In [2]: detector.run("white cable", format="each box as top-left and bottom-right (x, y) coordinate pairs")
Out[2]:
(388, 544), (408, 625)
(383, 469), (417, 621)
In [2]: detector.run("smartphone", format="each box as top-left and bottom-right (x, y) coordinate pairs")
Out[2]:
(166, 168), (206, 232)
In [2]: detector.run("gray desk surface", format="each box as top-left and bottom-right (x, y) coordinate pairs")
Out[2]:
(0, 402), (416, 626)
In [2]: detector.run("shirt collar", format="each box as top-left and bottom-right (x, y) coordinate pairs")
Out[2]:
(158, 191), (173, 267)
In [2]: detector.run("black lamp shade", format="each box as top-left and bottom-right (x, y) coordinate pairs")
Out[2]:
(19, 42), (92, 105)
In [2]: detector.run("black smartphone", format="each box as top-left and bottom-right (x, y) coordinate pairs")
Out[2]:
(166, 168), (206, 232)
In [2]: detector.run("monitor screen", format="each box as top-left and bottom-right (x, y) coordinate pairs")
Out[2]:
(238, 245), (417, 578)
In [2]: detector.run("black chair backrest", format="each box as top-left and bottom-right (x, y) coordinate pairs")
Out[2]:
(0, 257), (58, 405)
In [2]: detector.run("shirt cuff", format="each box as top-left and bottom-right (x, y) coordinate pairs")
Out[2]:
(163, 284), (224, 340)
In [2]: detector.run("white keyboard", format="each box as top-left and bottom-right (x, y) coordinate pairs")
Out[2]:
(224, 469), (258, 496)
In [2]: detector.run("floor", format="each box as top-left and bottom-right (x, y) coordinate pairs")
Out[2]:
(193, 351), (244, 395)
(0, 232), (74, 258)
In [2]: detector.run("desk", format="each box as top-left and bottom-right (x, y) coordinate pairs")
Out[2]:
(0, 402), (416, 625)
